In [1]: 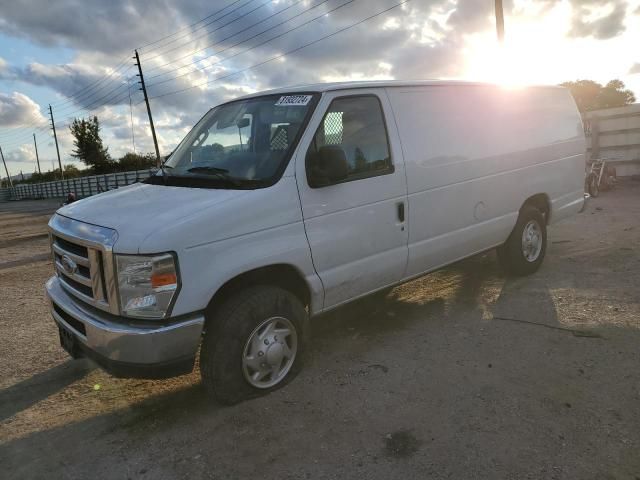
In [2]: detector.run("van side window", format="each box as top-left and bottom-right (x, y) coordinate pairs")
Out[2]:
(306, 95), (392, 186)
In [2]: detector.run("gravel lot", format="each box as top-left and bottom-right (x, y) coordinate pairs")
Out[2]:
(1, 185), (639, 480)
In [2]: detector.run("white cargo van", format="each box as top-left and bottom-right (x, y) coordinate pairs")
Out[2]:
(46, 81), (585, 403)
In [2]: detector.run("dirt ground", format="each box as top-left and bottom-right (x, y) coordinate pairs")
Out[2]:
(1, 185), (639, 480)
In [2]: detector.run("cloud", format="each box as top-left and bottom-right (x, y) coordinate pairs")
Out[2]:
(0, 0), (481, 163)
(11, 0), (629, 167)
(0, 92), (47, 127)
(3, 143), (36, 165)
(630, 63), (640, 74)
(0, 0), (210, 55)
(568, 0), (627, 40)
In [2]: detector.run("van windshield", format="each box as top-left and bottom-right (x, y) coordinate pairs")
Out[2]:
(155, 93), (318, 189)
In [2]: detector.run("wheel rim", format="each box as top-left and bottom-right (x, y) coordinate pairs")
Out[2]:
(521, 219), (543, 262)
(242, 316), (298, 389)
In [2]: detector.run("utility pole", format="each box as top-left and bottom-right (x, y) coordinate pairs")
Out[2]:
(128, 82), (136, 154)
(495, 0), (505, 44)
(33, 133), (42, 175)
(134, 50), (161, 167)
(0, 146), (13, 188)
(49, 104), (64, 179)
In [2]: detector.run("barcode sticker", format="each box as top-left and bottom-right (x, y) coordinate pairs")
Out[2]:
(275, 95), (313, 106)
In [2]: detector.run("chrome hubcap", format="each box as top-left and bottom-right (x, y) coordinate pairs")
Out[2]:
(521, 219), (543, 262)
(242, 316), (297, 389)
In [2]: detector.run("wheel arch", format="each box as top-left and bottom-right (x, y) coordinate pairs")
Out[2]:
(205, 264), (312, 323)
(521, 193), (551, 224)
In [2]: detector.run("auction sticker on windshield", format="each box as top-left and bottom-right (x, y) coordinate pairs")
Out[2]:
(275, 95), (313, 106)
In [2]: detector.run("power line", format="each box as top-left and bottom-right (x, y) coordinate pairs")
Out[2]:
(146, 0), (353, 90)
(142, 0), (265, 62)
(0, 86), (139, 152)
(49, 56), (133, 108)
(41, 0), (256, 111)
(137, 0), (244, 51)
(1, 0), (410, 163)
(149, 0), (411, 101)
(0, 0), (314, 130)
(0, 125), (52, 149)
(144, 0), (320, 79)
(0, 122), (49, 140)
(0, 79), (141, 146)
(51, 75), (143, 121)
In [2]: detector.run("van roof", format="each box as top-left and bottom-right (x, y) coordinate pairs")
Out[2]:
(237, 80), (564, 100)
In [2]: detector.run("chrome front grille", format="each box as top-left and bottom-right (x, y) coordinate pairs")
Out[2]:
(52, 235), (107, 304)
(49, 214), (119, 314)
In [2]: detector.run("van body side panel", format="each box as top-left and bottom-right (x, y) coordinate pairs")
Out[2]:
(143, 176), (323, 316)
(386, 86), (585, 277)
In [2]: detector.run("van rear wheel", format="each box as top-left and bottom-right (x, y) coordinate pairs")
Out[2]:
(200, 286), (307, 405)
(497, 205), (547, 276)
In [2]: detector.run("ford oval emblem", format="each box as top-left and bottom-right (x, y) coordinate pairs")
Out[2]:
(61, 255), (78, 275)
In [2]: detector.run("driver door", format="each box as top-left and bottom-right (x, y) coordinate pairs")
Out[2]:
(295, 90), (409, 309)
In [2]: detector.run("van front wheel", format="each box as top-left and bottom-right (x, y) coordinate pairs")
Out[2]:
(200, 286), (307, 405)
(497, 205), (547, 276)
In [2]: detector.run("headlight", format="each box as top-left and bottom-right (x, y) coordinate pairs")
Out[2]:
(115, 253), (179, 319)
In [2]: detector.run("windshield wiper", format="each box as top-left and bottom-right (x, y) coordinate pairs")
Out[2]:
(185, 166), (242, 187)
(187, 166), (229, 174)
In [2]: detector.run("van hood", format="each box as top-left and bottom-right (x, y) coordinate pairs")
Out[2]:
(56, 177), (303, 254)
(57, 182), (249, 253)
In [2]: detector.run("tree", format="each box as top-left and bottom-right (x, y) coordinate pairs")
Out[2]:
(63, 164), (82, 178)
(560, 79), (636, 112)
(117, 152), (157, 171)
(597, 80), (636, 109)
(69, 116), (113, 173)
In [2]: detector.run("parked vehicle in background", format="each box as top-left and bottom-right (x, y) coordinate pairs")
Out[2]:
(46, 81), (586, 404)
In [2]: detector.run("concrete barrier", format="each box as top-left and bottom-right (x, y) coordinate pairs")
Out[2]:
(585, 103), (640, 176)
(2, 169), (156, 202)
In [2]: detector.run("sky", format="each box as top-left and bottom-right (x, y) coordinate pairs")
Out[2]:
(1, 0), (639, 178)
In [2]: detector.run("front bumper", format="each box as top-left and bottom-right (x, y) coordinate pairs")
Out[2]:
(46, 276), (204, 379)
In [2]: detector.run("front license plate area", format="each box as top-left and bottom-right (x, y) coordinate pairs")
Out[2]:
(59, 324), (81, 358)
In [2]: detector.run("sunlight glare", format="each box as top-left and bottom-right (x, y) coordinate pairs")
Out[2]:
(462, 2), (573, 87)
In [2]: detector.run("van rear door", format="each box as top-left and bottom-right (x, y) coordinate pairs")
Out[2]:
(295, 90), (408, 309)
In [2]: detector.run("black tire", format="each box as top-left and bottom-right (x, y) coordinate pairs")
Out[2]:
(200, 286), (308, 405)
(497, 205), (547, 276)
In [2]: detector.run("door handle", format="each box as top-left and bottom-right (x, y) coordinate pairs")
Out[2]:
(397, 202), (405, 222)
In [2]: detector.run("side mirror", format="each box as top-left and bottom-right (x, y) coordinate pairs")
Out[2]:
(237, 118), (250, 128)
(307, 146), (349, 187)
